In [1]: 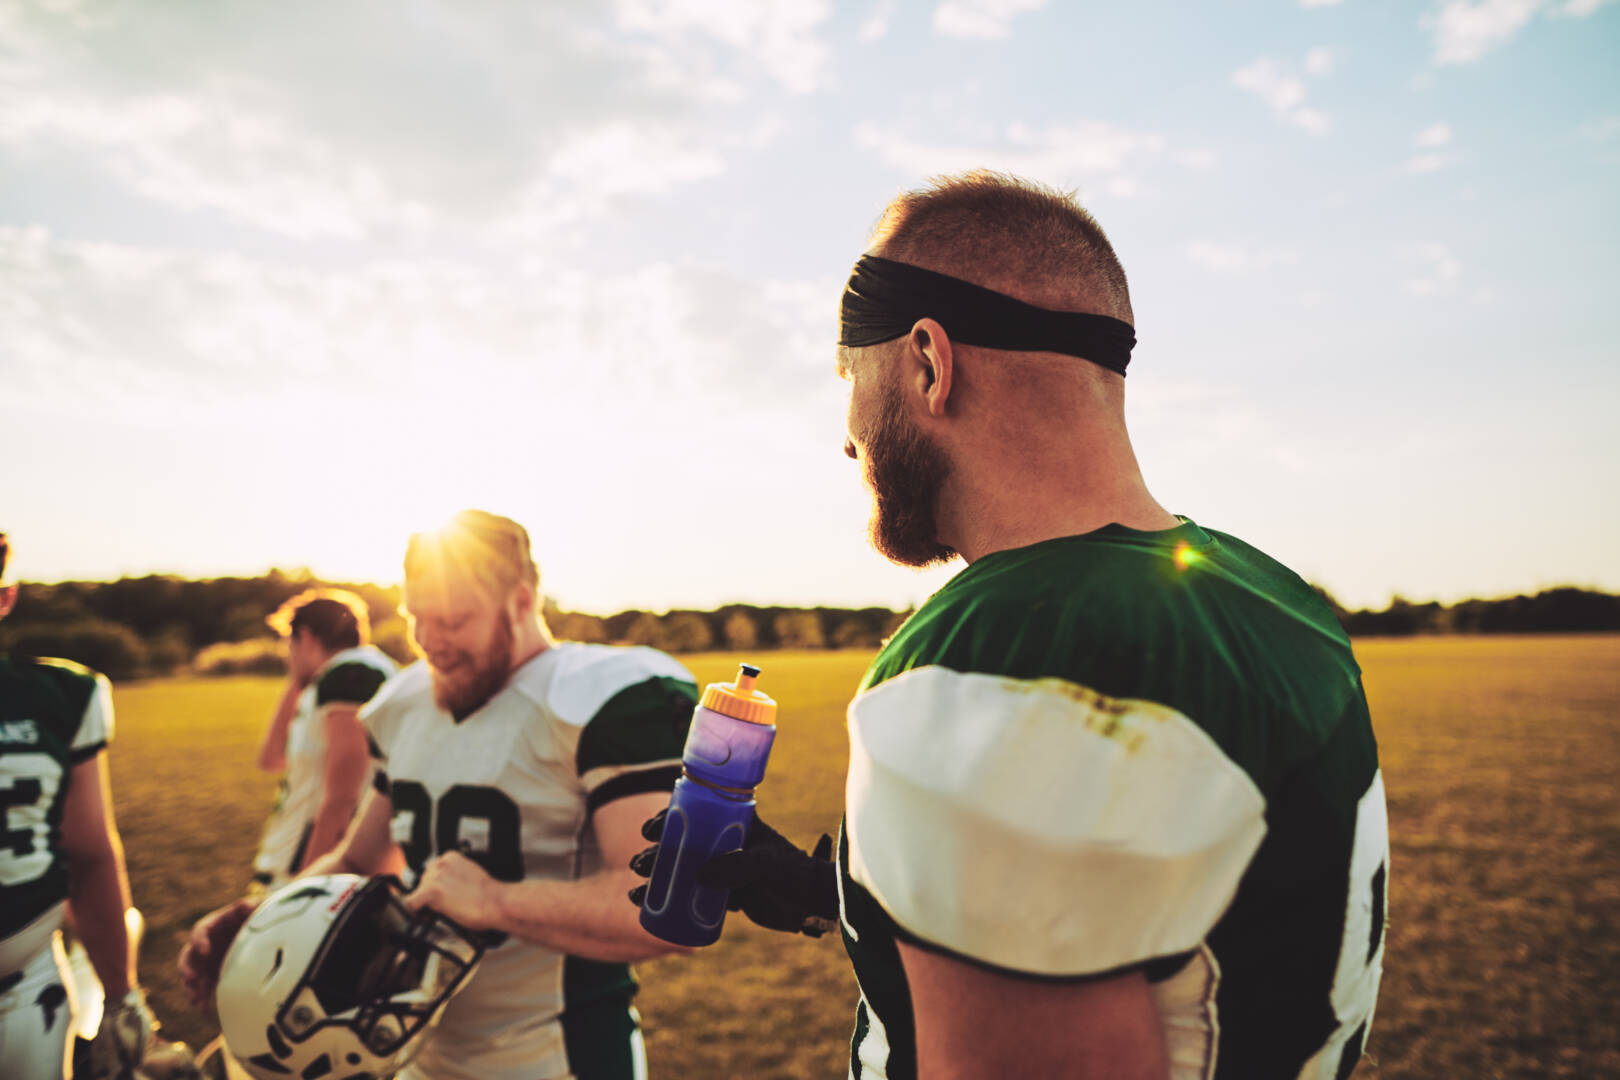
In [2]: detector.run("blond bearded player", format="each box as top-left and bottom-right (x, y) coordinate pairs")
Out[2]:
(181, 511), (697, 1080)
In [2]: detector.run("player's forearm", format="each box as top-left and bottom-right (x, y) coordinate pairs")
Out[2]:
(493, 869), (692, 962)
(299, 798), (360, 873)
(67, 846), (135, 999)
(256, 681), (303, 772)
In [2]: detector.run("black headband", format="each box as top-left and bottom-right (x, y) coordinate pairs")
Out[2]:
(838, 254), (1135, 376)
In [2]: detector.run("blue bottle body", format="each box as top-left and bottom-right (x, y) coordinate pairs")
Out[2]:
(639, 702), (777, 946)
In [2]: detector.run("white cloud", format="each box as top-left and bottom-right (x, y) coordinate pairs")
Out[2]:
(1404, 151), (1456, 173)
(1300, 0), (1344, 7)
(859, 0), (897, 41)
(1555, 0), (1616, 15)
(1233, 56), (1332, 134)
(547, 122), (727, 194)
(1402, 243), (1463, 295)
(1186, 243), (1298, 272)
(1304, 47), (1336, 76)
(1415, 123), (1454, 147)
(854, 120), (1210, 195)
(1292, 108), (1331, 135)
(1578, 116), (1620, 141)
(0, 226), (839, 425)
(613, 0), (833, 94)
(1404, 124), (1457, 172)
(933, 0), (1047, 39)
(1429, 0), (1545, 64)
(0, 1), (823, 243)
(1427, 0), (1613, 63)
(1170, 147), (1219, 170)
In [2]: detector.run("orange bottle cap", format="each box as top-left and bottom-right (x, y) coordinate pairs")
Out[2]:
(700, 663), (777, 725)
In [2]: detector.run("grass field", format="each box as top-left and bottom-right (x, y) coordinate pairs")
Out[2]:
(104, 637), (1620, 1078)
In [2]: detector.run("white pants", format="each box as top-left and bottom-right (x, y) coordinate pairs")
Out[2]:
(0, 932), (76, 1080)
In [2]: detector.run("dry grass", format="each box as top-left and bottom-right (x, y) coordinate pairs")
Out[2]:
(106, 638), (1620, 1076)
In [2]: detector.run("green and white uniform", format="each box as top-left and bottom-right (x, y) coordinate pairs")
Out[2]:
(1, 656), (113, 1080)
(363, 643), (697, 1080)
(840, 520), (1386, 1080)
(251, 645), (396, 889)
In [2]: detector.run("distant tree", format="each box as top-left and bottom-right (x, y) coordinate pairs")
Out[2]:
(722, 610), (759, 651)
(619, 612), (667, 649)
(370, 616), (418, 666)
(662, 612), (716, 653)
(773, 610), (826, 649)
(551, 611), (609, 644)
(193, 638), (285, 677)
(1, 618), (151, 681)
(831, 616), (880, 649)
(605, 610), (647, 643)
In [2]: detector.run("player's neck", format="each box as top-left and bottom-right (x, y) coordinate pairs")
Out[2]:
(938, 440), (1175, 563)
(507, 618), (555, 674)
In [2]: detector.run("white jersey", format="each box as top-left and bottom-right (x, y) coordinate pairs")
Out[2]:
(362, 643), (697, 1080)
(253, 646), (396, 889)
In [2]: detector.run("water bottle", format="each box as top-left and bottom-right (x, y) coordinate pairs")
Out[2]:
(639, 663), (778, 946)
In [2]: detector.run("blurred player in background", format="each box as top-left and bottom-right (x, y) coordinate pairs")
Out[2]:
(249, 589), (395, 893)
(634, 171), (1388, 1079)
(182, 510), (697, 1080)
(0, 531), (159, 1079)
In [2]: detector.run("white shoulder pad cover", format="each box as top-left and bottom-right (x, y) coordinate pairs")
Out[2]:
(359, 661), (432, 755)
(845, 666), (1267, 977)
(72, 672), (115, 751)
(517, 644), (693, 729)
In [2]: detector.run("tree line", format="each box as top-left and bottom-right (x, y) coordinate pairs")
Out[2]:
(0, 570), (908, 681)
(0, 570), (1615, 682)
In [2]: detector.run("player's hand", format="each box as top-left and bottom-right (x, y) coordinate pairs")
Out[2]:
(84, 987), (157, 1080)
(403, 851), (503, 931)
(177, 898), (257, 1012)
(135, 1039), (205, 1080)
(628, 809), (840, 937)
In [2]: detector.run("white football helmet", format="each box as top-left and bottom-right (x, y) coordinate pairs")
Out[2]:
(215, 875), (483, 1080)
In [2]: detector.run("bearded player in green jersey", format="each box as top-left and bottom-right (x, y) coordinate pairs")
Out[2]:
(632, 171), (1388, 1079)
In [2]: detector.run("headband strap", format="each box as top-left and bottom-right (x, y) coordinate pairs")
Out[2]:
(838, 254), (1135, 376)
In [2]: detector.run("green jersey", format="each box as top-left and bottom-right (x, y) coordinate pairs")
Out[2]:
(839, 520), (1386, 1080)
(1, 655), (113, 970)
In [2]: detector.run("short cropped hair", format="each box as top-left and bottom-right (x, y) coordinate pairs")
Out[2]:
(869, 170), (1133, 323)
(267, 588), (370, 652)
(404, 510), (540, 602)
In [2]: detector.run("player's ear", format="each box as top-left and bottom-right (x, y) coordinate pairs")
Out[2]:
(0, 584), (16, 620)
(906, 317), (953, 419)
(508, 583), (537, 621)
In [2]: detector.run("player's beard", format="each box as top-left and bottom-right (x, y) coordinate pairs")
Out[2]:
(429, 613), (514, 721)
(863, 381), (956, 568)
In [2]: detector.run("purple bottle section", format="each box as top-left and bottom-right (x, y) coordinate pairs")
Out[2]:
(639, 674), (778, 947)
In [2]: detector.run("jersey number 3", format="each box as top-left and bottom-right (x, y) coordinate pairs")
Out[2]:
(0, 753), (63, 887)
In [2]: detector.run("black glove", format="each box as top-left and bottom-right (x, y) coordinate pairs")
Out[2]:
(629, 809), (840, 938)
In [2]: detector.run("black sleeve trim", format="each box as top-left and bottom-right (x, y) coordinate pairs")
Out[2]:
(366, 734), (385, 761)
(585, 765), (681, 815)
(891, 919), (1198, 986)
(68, 741), (107, 764)
(315, 663), (389, 707)
(372, 769), (391, 794)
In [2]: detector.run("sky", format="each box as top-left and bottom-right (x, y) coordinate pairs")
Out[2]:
(2, 0), (1617, 615)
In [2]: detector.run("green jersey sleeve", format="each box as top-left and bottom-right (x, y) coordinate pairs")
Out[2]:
(315, 661), (389, 707)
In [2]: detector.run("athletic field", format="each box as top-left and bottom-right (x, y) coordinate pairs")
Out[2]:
(107, 636), (1619, 1078)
